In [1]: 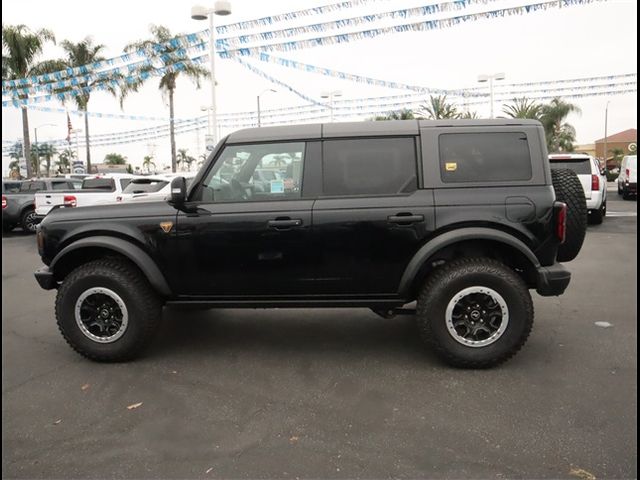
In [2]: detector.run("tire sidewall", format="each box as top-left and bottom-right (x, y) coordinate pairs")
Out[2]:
(21, 209), (37, 233)
(57, 270), (150, 359)
(424, 268), (531, 365)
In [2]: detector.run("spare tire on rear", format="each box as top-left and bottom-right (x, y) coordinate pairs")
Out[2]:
(551, 168), (587, 262)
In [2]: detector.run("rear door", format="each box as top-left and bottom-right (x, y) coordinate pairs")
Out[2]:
(311, 136), (434, 295)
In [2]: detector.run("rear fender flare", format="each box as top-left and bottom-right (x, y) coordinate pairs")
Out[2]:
(398, 227), (540, 297)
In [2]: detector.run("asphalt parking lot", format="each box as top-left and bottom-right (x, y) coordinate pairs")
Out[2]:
(2, 192), (637, 479)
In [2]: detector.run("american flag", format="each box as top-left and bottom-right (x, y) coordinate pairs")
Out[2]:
(66, 112), (72, 143)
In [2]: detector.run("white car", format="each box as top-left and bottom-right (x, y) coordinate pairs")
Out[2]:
(617, 154), (637, 199)
(118, 172), (197, 203)
(35, 173), (139, 216)
(549, 153), (607, 224)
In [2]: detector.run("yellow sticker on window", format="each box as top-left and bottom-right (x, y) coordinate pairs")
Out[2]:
(445, 162), (457, 171)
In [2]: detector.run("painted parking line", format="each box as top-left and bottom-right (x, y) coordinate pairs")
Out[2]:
(606, 211), (637, 217)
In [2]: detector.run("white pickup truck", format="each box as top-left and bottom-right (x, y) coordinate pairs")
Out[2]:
(35, 173), (139, 218)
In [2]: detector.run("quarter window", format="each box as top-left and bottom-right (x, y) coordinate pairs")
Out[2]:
(322, 138), (417, 196)
(198, 142), (305, 202)
(439, 132), (532, 183)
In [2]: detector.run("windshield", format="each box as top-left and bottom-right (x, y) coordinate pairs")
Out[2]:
(123, 180), (169, 194)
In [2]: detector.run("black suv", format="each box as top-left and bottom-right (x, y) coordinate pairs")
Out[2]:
(34, 120), (587, 367)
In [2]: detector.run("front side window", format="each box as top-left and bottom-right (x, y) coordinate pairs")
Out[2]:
(21, 182), (46, 192)
(196, 142), (305, 203)
(439, 132), (532, 183)
(322, 137), (418, 196)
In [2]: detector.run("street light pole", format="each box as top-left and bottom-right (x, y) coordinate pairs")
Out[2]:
(477, 72), (505, 118)
(257, 89), (276, 127)
(321, 90), (342, 122)
(192, 2), (232, 147)
(603, 101), (610, 170)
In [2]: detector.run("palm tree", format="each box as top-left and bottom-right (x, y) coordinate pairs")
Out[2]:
(53, 37), (120, 174)
(372, 109), (420, 121)
(460, 110), (480, 119)
(419, 95), (460, 120)
(502, 97), (542, 120)
(142, 155), (156, 174)
(104, 153), (127, 165)
(56, 148), (76, 174)
(123, 25), (209, 172)
(540, 97), (581, 153)
(37, 143), (57, 176)
(2, 24), (56, 178)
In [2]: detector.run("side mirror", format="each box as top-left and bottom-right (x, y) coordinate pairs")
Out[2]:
(169, 176), (186, 207)
(601, 168), (607, 176)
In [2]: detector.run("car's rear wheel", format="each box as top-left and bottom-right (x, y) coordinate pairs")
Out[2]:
(416, 258), (533, 368)
(55, 258), (162, 362)
(20, 208), (38, 233)
(589, 199), (605, 225)
(551, 169), (587, 262)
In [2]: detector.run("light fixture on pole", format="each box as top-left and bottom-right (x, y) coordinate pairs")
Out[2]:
(191, 1), (232, 149)
(477, 72), (505, 118)
(33, 123), (57, 177)
(603, 100), (610, 171)
(257, 89), (276, 127)
(320, 90), (342, 122)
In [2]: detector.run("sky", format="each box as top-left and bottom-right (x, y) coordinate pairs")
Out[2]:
(1, 0), (637, 175)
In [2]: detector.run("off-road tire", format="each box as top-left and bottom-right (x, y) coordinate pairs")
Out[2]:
(55, 258), (162, 362)
(417, 258), (534, 368)
(551, 168), (587, 262)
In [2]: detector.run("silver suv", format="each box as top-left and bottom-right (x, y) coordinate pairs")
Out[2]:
(549, 153), (607, 224)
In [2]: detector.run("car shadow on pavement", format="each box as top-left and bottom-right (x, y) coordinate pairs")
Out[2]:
(149, 307), (436, 363)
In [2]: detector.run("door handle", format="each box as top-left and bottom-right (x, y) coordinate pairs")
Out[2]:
(268, 218), (303, 230)
(388, 214), (424, 224)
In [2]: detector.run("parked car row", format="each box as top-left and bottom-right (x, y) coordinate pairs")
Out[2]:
(2, 172), (197, 233)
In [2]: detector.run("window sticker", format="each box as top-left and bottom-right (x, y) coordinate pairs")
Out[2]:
(445, 162), (457, 172)
(270, 180), (285, 193)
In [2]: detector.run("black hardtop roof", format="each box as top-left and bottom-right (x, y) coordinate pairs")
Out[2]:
(226, 119), (543, 143)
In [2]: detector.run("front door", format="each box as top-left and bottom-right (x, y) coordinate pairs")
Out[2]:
(173, 141), (315, 298)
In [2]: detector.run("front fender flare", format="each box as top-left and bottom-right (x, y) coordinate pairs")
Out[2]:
(398, 227), (540, 297)
(50, 236), (172, 296)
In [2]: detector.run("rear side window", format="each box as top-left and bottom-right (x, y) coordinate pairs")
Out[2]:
(439, 132), (532, 183)
(123, 180), (169, 194)
(549, 159), (591, 175)
(82, 178), (115, 191)
(322, 137), (417, 196)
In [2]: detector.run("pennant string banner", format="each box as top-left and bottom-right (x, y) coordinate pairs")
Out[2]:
(3, 0), (611, 93)
(215, 0), (503, 49)
(4, 87), (635, 153)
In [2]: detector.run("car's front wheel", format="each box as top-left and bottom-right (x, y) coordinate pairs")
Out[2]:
(55, 258), (162, 362)
(416, 258), (534, 368)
